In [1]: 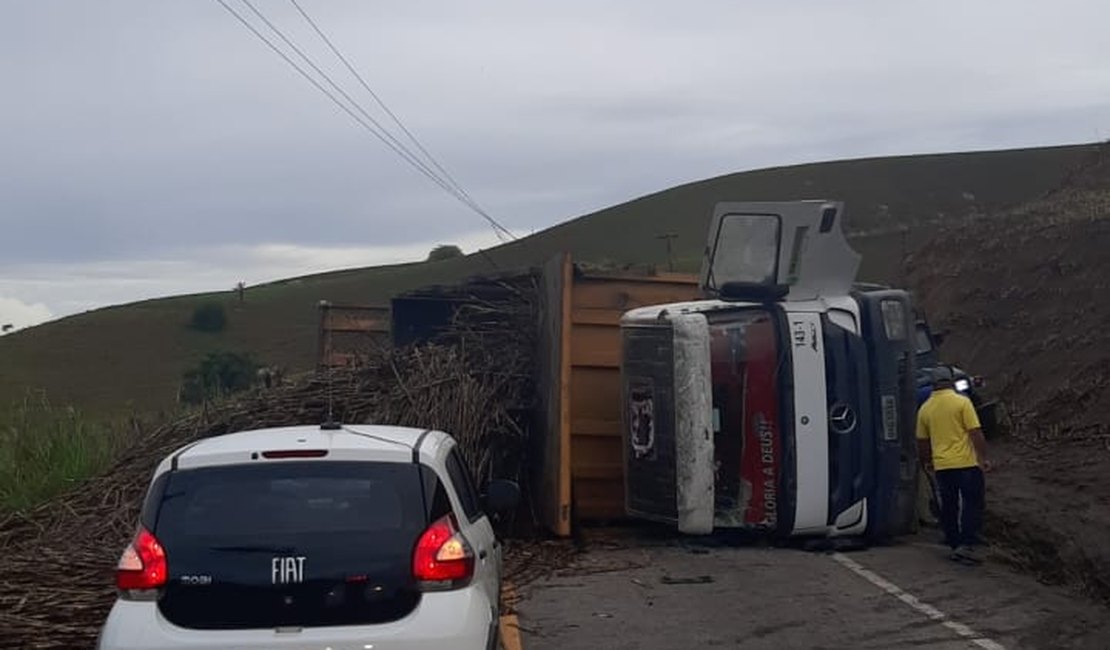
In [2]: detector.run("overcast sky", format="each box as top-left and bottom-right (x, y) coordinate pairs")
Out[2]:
(2, 0), (1109, 331)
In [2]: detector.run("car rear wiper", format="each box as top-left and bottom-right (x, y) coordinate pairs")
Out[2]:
(208, 544), (297, 554)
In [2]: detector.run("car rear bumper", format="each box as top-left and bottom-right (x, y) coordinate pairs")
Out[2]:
(97, 587), (494, 650)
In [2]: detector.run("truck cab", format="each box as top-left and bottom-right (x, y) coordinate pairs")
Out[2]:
(620, 201), (918, 540)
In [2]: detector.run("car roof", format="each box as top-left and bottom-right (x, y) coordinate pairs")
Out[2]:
(159, 424), (452, 473)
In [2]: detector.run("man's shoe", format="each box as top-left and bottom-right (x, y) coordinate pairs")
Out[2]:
(952, 545), (982, 565)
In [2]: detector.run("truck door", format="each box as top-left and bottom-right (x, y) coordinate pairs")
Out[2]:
(700, 200), (861, 302)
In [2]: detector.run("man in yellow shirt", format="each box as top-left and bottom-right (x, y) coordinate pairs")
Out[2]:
(916, 366), (992, 563)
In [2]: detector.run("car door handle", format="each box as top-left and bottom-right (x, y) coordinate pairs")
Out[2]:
(479, 549), (488, 560)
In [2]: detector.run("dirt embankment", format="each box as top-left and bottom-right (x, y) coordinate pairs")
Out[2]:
(908, 165), (1110, 603)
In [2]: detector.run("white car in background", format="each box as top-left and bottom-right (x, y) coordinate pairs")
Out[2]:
(97, 424), (520, 650)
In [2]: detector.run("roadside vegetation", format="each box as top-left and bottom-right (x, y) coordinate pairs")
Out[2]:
(0, 349), (269, 512)
(188, 301), (228, 332)
(427, 244), (464, 261)
(0, 394), (135, 513)
(178, 350), (260, 405)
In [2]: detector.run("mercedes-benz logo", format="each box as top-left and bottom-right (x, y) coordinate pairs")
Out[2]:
(829, 403), (857, 434)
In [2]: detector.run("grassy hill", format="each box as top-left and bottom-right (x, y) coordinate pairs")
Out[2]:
(0, 142), (1102, 417)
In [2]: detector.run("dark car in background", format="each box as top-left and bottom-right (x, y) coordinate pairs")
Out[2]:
(913, 318), (999, 437)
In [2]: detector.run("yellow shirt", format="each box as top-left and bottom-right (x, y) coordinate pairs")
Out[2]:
(916, 388), (982, 470)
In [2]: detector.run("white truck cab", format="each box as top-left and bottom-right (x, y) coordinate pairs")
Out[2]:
(621, 201), (918, 540)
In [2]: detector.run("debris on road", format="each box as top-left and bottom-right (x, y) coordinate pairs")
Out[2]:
(660, 575), (715, 585)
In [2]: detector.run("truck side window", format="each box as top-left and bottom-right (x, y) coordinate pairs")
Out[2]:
(914, 325), (933, 354)
(445, 449), (482, 522)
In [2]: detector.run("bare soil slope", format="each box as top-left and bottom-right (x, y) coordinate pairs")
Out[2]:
(908, 149), (1110, 602)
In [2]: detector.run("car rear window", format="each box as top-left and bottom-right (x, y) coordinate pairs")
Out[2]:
(445, 449), (482, 522)
(153, 461), (446, 630)
(159, 464), (418, 538)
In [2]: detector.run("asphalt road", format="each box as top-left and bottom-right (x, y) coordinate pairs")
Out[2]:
(511, 530), (1110, 650)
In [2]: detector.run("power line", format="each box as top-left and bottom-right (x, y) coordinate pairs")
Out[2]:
(237, 0), (451, 200)
(287, 0), (485, 216)
(213, 0), (442, 190)
(233, 0), (484, 223)
(284, 0), (515, 241)
(213, 0), (514, 243)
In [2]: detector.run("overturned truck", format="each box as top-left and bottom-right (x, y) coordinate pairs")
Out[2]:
(621, 201), (919, 541)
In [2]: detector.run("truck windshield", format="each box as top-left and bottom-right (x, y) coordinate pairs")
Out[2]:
(914, 324), (934, 355)
(709, 309), (783, 529)
(706, 214), (781, 289)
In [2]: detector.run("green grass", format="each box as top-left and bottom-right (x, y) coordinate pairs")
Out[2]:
(0, 142), (1102, 419)
(0, 395), (134, 513)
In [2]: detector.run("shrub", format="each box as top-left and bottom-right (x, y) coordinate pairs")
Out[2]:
(189, 301), (227, 332)
(427, 244), (464, 262)
(179, 351), (260, 405)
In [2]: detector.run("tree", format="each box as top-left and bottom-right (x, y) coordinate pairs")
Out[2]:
(427, 244), (464, 262)
(179, 351), (260, 405)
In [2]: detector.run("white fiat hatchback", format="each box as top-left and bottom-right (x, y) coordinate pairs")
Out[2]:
(97, 424), (519, 650)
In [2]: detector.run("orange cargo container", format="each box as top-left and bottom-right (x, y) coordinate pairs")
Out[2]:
(316, 301), (391, 369)
(535, 254), (700, 536)
(314, 259), (700, 537)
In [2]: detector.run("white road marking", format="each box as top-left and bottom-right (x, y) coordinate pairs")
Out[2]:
(831, 553), (1006, 650)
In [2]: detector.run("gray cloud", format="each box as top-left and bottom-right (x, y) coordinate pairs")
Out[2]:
(2, 0), (1109, 324)
(0, 297), (52, 334)
(0, 229), (501, 320)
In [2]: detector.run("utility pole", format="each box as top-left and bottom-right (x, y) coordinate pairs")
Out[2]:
(657, 233), (678, 272)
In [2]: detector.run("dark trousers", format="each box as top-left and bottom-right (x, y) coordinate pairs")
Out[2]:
(935, 466), (985, 548)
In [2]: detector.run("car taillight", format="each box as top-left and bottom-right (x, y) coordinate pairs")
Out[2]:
(116, 526), (167, 594)
(412, 515), (474, 589)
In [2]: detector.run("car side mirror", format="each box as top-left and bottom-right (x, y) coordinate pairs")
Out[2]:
(482, 479), (521, 514)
